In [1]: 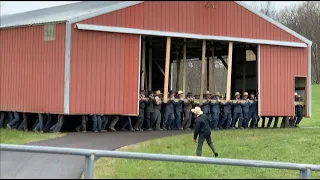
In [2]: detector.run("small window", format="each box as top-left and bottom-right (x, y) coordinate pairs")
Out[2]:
(44, 24), (56, 41)
(246, 50), (256, 61)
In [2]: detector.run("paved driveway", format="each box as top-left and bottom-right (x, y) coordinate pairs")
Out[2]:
(0, 130), (188, 179)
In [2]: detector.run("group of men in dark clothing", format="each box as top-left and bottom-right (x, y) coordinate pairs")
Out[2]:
(0, 91), (304, 133)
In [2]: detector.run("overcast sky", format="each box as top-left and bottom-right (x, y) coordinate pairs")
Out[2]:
(0, 1), (304, 16)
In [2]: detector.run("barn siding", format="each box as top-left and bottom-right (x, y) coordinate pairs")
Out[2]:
(69, 28), (140, 115)
(259, 45), (308, 117)
(80, 1), (302, 43)
(0, 24), (65, 113)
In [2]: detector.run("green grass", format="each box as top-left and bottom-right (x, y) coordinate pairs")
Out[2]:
(94, 84), (320, 179)
(0, 129), (65, 145)
(94, 129), (320, 179)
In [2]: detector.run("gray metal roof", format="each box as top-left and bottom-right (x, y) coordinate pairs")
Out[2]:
(0, 1), (124, 28)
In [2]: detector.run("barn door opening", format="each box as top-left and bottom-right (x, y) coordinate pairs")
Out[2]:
(294, 76), (307, 117)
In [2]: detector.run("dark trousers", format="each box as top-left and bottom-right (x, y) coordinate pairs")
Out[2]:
(174, 111), (182, 130)
(76, 115), (88, 132)
(109, 116), (119, 129)
(196, 134), (217, 156)
(211, 112), (220, 129)
(8, 112), (21, 129)
(242, 112), (250, 128)
(135, 109), (144, 129)
(17, 113), (28, 131)
(181, 111), (192, 129)
(34, 114), (44, 132)
(122, 116), (133, 130)
(295, 112), (303, 126)
(220, 111), (232, 128)
(101, 115), (109, 130)
(249, 111), (257, 128)
(50, 115), (64, 132)
(43, 114), (53, 132)
(163, 110), (174, 129)
(0, 112), (5, 128)
(231, 112), (243, 128)
(152, 110), (161, 130)
(145, 111), (153, 129)
(92, 115), (101, 132)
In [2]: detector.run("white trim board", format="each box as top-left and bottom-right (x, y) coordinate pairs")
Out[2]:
(308, 44), (312, 117)
(64, 22), (71, 114)
(75, 23), (307, 48)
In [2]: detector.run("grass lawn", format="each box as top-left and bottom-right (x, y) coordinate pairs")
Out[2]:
(94, 128), (320, 179)
(94, 85), (320, 179)
(0, 129), (65, 144)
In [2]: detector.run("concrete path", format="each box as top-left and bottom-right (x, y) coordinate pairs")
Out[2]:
(0, 130), (188, 179)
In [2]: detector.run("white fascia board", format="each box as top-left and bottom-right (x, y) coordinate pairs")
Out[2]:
(235, 1), (312, 45)
(67, 1), (144, 24)
(75, 23), (308, 48)
(308, 44), (312, 117)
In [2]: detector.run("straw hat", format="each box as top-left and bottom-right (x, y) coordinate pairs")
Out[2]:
(191, 107), (203, 115)
(294, 92), (298, 96)
(234, 92), (241, 96)
(155, 90), (162, 96)
(215, 92), (220, 96)
(243, 92), (249, 96)
(205, 91), (211, 95)
(298, 95), (301, 98)
(177, 90), (184, 95)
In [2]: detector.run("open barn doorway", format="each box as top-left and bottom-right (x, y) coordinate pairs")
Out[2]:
(139, 35), (258, 100)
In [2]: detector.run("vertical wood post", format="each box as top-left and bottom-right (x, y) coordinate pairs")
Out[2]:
(206, 51), (210, 91)
(163, 37), (171, 103)
(183, 39), (187, 98)
(226, 42), (233, 101)
(141, 38), (146, 91)
(176, 50), (180, 90)
(148, 41), (152, 91)
(212, 44), (215, 93)
(200, 40), (206, 104)
(242, 53), (246, 93)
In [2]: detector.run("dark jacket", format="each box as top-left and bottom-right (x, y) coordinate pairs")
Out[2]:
(145, 97), (154, 113)
(174, 99), (184, 113)
(232, 98), (243, 114)
(210, 97), (221, 113)
(193, 114), (211, 139)
(153, 98), (162, 111)
(249, 98), (257, 113)
(201, 100), (211, 114)
(139, 100), (145, 110)
(184, 98), (193, 112)
(165, 99), (175, 113)
(222, 101), (232, 113)
(241, 99), (250, 113)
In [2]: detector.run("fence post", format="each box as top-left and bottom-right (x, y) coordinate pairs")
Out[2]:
(299, 169), (311, 179)
(84, 153), (95, 179)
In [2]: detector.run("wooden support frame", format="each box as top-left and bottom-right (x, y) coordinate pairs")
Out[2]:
(226, 42), (233, 101)
(163, 37), (171, 103)
(176, 49), (180, 90)
(182, 39), (187, 98)
(148, 40), (152, 91)
(141, 38), (146, 91)
(155, 61), (165, 76)
(218, 55), (228, 69)
(242, 53), (247, 93)
(200, 40), (206, 104)
(212, 44), (216, 93)
(206, 51), (210, 91)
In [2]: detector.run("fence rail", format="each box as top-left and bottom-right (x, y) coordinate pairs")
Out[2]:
(1, 144), (319, 179)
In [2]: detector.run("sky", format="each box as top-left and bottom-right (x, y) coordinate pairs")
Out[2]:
(0, 1), (305, 16)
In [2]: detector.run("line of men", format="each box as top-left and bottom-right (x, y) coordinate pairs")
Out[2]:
(0, 91), (304, 133)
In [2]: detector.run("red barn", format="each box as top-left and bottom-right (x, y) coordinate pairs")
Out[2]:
(0, 1), (312, 117)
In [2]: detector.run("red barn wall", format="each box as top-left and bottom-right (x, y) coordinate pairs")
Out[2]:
(69, 28), (140, 115)
(259, 45), (309, 117)
(0, 24), (66, 113)
(80, 1), (302, 43)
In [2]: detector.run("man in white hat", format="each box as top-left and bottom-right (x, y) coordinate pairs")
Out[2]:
(210, 92), (221, 130)
(192, 106), (219, 157)
(181, 92), (194, 130)
(231, 92), (244, 129)
(241, 92), (250, 129)
(174, 90), (184, 130)
(152, 90), (163, 131)
(294, 95), (304, 128)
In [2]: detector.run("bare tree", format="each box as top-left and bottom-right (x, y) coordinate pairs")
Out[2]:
(251, 1), (277, 19)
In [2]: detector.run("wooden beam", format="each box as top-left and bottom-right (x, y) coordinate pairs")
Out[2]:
(242, 57), (246, 93)
(200, 40), (206, 105)
(163, 37), (171, 103)
(141, 39), (146, 91)
(176, 50), (180, 90)
(226, 42), (233, 101)
(148, 40), (152, 91)
(206, 51), (210, 91)
(182, 38), (187, 98)
(217, 55), (228, 69)
(155, 61), (165, 76)
(212, 44), (215, 93)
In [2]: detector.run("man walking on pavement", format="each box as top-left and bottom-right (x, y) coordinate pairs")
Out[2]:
(192, 106), (219, 157)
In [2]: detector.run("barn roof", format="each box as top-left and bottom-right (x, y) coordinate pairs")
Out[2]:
(0, 1), (311, 45)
